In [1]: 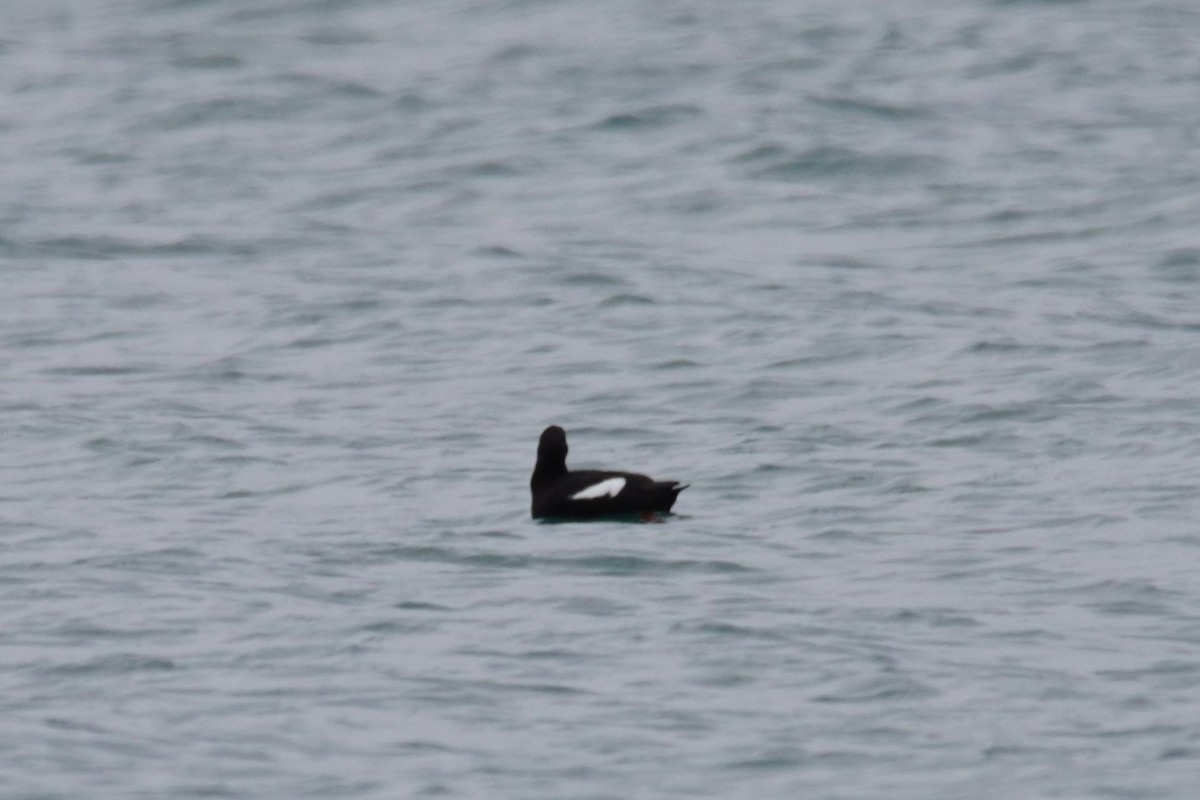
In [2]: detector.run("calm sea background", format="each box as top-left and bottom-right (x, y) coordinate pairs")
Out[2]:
(4, 1), (1200, 797)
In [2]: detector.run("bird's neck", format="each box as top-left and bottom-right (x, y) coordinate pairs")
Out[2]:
(531, 460), (566, 488)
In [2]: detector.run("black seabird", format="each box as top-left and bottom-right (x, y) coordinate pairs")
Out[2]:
(530, 425), (687, 519)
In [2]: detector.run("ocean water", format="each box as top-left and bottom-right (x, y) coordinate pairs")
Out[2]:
(4, 0), (1200, 797)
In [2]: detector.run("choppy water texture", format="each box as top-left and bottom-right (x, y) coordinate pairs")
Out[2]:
(4, 1), (1200, 797)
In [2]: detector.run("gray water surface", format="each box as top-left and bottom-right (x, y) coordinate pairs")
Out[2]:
(4, 1), (1200, 798)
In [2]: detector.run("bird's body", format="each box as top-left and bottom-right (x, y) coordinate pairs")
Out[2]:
(530, 426), (687, 519)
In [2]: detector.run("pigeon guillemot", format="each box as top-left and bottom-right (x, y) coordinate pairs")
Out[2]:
(530, 425), (687, 519)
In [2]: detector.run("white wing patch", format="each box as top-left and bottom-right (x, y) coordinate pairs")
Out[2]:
(571, 477), (626, 500)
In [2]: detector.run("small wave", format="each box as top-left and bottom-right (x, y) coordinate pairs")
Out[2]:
(394, 601), (451, 611)
(653, 358), (703, 370)
(590, 104), (703, 131)
(600, 293), (654, 307)
(81, 547), (205, 573)
(47, 654), (177, 675)
(558, 271), (628, 287)
(44, 365), (145, 377)
(884, 608), (981, 628)
(720, 750), (808, 772)
(1155, 248), (1200, 282)
(368, 545), (751, 576)
(676, 621), (789, 641)
(734, 143), (942, 181)
(21, 234), (257, 260)
(809, 93), (932, 120)
(813, 675), (939, 704)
